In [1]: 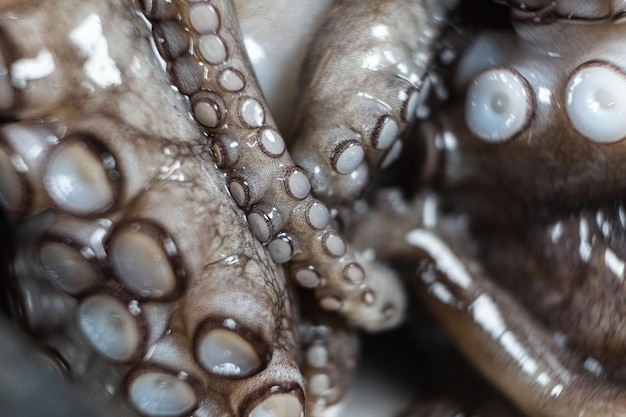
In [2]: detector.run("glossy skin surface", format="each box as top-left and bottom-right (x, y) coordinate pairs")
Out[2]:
(349, 2), (626, 416)
(2, 0), (626, 417)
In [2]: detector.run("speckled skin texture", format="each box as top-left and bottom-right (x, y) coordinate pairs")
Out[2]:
(4, 1), (626, 417)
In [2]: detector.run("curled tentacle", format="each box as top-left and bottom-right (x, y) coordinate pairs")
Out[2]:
(0, 1), (306, 416)
(409, 230), (626, 417)
(347, 190), (626, 417)
(144, 0), (406, 330)
(290, 0), (457, 203)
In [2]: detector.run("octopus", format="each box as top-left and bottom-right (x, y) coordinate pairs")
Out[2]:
(1, 0), (626, 417)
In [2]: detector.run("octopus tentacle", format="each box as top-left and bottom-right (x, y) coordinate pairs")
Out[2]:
(144, 0), (406, 330)
(0, 1), (306, 416)
(409, 230), (626, 417)
(298, 302), (360, 416)
(348, 190), (626, 417)
(290, 0), (457, 203)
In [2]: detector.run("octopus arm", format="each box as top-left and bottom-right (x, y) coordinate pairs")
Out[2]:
(298, 298), (360, 416)
(143, 0), (406, 331)
(0, 1), (306, 416)
(290, 0), (456, 202)
(347, 192), (626, 417)
(408, 228), (626, 417)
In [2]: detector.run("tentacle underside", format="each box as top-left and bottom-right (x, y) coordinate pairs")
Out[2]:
(0, 1), (307, 416)
(142, 0), (407, 331)
(291, 0), (457, 203)
(298, 301), (360, 415)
